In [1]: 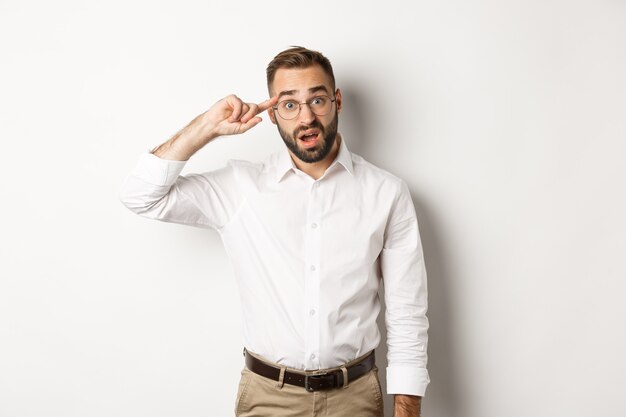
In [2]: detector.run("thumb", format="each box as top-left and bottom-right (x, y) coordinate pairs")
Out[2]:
(236, 116), (263, 134)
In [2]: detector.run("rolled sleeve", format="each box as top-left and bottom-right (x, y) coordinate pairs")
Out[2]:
(119, 149), (242, 230)
(386, 365), (430, 397)
(130, 149), (188, 186)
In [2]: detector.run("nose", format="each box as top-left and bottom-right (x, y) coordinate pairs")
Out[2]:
(297, 103), (316, 125)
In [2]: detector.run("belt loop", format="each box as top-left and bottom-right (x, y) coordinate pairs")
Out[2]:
(341, 366), (349, 388)
(276, 366), (286, 389)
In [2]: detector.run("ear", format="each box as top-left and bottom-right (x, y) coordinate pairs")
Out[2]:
(268, 106), (277, 125)
(335, 88), (343, 114)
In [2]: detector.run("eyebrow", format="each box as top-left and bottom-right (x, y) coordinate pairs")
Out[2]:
(277, 85), (330, 100)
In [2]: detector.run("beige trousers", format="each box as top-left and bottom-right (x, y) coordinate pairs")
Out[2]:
(234, 352), (384, 417)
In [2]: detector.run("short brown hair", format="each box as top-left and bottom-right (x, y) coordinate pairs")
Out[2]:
(266, 46), (336, 93)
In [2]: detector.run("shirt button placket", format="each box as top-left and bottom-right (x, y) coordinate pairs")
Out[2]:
(304, 180), (321, 369)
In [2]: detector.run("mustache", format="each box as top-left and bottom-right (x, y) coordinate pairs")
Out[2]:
(293, 121), (324, 137)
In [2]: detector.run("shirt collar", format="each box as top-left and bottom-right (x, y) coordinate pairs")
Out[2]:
(275, 134), (354, 183)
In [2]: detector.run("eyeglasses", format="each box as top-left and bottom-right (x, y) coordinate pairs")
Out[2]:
(272, 95), (336, 120)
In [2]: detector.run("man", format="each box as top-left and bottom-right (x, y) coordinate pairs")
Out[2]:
(119, 47), (429, 416)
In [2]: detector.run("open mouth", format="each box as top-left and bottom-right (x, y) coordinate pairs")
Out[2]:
(298, 129), (321, 147)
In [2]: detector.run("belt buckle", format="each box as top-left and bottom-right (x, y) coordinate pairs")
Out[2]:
(304, 372), (333, 392)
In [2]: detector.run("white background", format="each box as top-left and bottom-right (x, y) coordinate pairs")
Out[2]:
(1, 1), (625, 416)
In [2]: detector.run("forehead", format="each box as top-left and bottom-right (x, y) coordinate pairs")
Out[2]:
(271, 65), (333, 96)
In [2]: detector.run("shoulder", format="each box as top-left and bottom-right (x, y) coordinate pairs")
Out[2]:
(223, 150), (280, 181)
(225, 158), (262, 171)
(225, 152), (272, 172)
(351, 152), (406, 193)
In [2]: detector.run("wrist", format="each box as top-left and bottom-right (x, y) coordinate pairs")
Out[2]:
(179, 123), (217, 148)
(394, 394), (421, 417)
(162, 125), (215, 160)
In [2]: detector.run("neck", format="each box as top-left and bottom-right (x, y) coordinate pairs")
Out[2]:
(290, 134), (342, 180)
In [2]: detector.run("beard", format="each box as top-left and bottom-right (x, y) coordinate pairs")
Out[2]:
(277, 110), (339, 164)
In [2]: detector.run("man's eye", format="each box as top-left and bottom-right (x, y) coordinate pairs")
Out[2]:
(311, 97), (325, 106)
(283, 102), (297, 110)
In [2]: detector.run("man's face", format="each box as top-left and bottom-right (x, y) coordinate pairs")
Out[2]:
(268, 65), (342, 164)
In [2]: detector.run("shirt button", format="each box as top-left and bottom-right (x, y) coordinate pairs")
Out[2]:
(311, 223), (318, 229)
(310, 354), (316, 360)
(309, 309), (316, 316)
(310, 265), (316, 272)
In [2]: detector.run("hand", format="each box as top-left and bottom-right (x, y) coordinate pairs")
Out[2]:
(151, 94), (278, 161)
(393, 394), (421, 417)
(194, 94), (278, 141)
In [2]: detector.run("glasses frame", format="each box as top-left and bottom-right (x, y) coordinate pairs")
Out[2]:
(272, 94), (337, 120)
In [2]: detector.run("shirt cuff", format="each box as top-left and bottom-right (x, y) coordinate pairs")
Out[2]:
(386, 365), (430, 397)
(130, 149), (188, 186)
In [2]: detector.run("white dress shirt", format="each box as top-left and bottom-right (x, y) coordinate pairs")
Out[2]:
(119, 135), (430, 396)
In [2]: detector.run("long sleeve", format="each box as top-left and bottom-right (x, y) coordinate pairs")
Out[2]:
(119, 150), (242, 230)
(380, 180), (430, 396)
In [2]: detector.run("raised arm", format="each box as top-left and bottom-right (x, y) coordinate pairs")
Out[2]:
(119, 94), (277, 230)
(151, 95), (278, 161)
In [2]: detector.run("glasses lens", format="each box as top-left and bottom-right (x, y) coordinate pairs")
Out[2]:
(276, 96), (334, 119)
(309, 96), (331, 116)
(278, 100), (299, 119)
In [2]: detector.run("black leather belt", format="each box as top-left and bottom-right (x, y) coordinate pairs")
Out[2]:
(243, 349), (375, 392)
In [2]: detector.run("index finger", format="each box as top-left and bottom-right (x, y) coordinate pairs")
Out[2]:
(256, 95), (279, 113)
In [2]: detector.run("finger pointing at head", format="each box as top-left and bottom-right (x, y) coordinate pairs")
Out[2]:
(257, 96), (279, 113)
